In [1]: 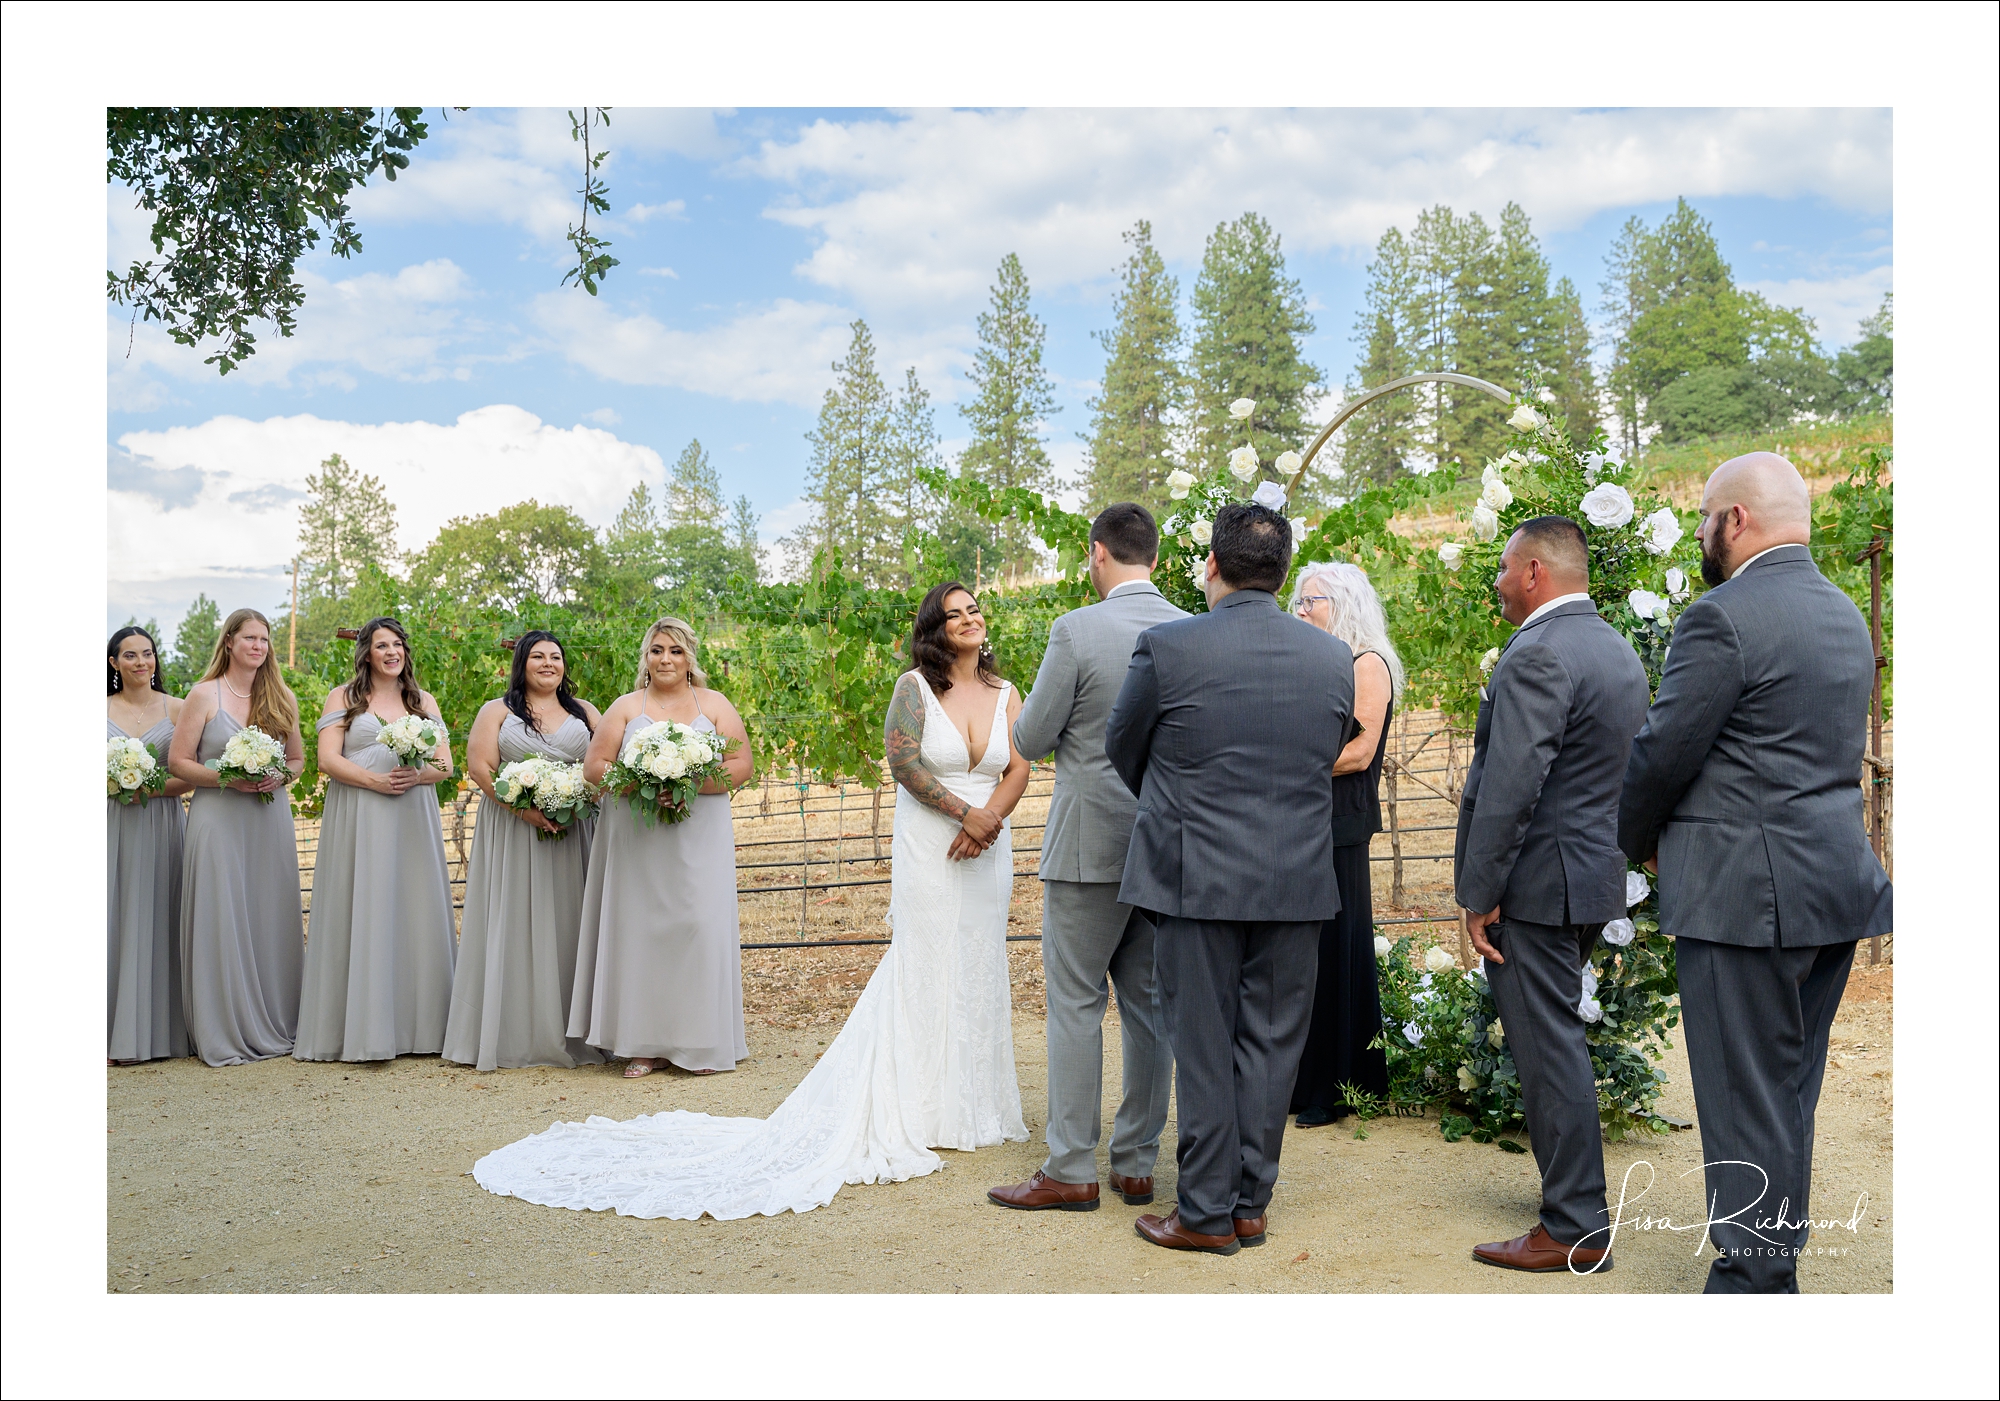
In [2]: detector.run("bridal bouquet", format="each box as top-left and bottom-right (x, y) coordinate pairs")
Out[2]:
(107, 736), (167, 806)
(206, 725), (292, 804)
(491, 755), (596, 841)
(377, 713), (448, 768)
(598, 720), (734, 827)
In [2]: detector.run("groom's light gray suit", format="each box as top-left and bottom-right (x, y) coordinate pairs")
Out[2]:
(1620, 543), (1892, 1293)
(1013, 580), (1186, 1186)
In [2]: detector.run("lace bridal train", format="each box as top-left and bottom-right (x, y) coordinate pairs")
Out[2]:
(473, 675), (1027, 1220)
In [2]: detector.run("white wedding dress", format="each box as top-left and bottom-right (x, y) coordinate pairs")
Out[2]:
(474, 675), (1028, 1220)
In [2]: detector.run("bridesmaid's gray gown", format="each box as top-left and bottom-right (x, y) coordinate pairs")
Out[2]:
(294, 711), (457, 1062)
(180, 699), (305, 1066)
(108, 714), (189, 1062)
(443, 712), (604, 1072)
(569, 711), (746, 1071)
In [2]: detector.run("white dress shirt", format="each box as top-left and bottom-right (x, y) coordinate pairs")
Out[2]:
(1105, 578), (1154, 598)
(1519, 591), (1592, 629)
(1731, 542), (1809, 579)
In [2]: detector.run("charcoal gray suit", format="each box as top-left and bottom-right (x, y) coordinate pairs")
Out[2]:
(1012, 580), (1186, 1186)
(1620, 543), (1891, 1293)
(1454, 597), (1651, 1249)
(1106, 589), (1355, 1236)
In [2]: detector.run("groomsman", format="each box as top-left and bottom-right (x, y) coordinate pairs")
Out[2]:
(1106, 503), (1355, 1255)
(1620, 452), (1891, 1294)
(988, 504), (1185, 1214)
(1456, 515), (1649, 1274)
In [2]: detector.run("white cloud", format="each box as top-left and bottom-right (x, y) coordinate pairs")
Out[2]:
(582, 407), (622, 426)
(111, 407), (668, 609)
(747, 108), (1891, 313)
(348, 109), (728, 241)
(638, 266), (681, 278)
(530, 293), (860, 406)
(624, 200), (688, 224)
(1746, 264), (1893, 346)
(109, 259), (490, 390)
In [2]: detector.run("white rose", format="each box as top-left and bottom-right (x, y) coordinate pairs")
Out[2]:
(1373, 935), (1392, 958)
(1481, 461), (1504, 486)
(1438, 542), (1464, 571)
(1186, 554), (1207, 585)
(1506, 404), (1545, 432)
(1665, 566), (1688, 599)
(1457, 1065), (1479, 1092)
(644, 751), (672, 779)
(1580, 965), (1599, 998)
(1577, 996), (1603, 1024)
(517, 765), (541, 788)
(118, 766), (145, 789)
(1273, 450), (1302, 477)
(1227, 444), (1260, 481)
(1402, 1020), (1425, 1048)
(1189, 518), (1213, 546)
(1424, 945), (1456, 973)
(1228, 397), (1256, 421)
(1537, 386), (1556, 403)
(1641, 507), (1683, 555)
(1250, 480), (1287, 510)
(1487, 1019), (1506, 1049)
(1481, 478), (1514, 511)
(1289, 517), (1307, 545)
(1628, 589), (1668, 622)
(1470, 502), (1500, 542)
(662, 752), (688, 779)
(1601, 917), (1636, 947)
(1579, 451), (1604, 485)
(1500, 450), (1526, 469)
(1579, 483), (1635, 529)
(1166, 469), (1196, 500)
(1479, 646), (1501, 678)
(1626, 869), (1651, 906)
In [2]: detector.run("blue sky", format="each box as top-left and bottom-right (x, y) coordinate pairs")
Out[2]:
(107, 107), (1891, 635)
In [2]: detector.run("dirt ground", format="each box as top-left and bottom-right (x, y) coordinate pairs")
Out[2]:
(106, 953), (1891, 1296)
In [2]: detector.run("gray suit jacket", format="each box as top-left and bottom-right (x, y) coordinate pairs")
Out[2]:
(1453, 599), (1651, 926)
(1014, 581), (1188, 884)
(1105, 590), (1356, 921)
(1619, 544), (1892, 947)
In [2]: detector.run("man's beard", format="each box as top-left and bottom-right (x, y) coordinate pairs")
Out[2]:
(1699, 532), (1729, 588)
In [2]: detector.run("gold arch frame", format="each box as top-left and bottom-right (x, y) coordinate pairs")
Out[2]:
(1283, 371), (1515, 496)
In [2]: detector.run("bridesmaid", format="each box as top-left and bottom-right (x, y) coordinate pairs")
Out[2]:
(294, 616), (457, 1063)
(169, 609), (307, 1066)
(108, 626), (192, 1064)
(571, 617), (754, 1078)
(443, 631), (605, 1072)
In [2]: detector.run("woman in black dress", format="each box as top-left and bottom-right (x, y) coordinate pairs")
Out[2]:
(1288, 562), (1400, 1127)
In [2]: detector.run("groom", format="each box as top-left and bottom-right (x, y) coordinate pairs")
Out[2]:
(1105, 502), (1356, 1255)
(988, 503), (1185, 1214)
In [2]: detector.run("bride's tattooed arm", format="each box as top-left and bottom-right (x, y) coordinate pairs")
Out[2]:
(886, 673), (969, 821)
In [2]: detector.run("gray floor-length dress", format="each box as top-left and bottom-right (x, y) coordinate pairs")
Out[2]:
(568, 710), (746, 1071)
(294, 711), (457, 1062)
(108, 713), (189, 1062)
(180, 695), (305, 1066)
(443, 712), (604, 1071)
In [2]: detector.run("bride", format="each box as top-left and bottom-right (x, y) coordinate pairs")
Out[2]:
(474, 581), (1031, 1219)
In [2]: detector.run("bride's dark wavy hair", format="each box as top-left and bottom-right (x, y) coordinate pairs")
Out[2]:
(905, 580), (1002, 694)
(504, 630), (594, 735)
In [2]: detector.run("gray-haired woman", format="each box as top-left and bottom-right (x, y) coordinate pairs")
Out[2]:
(1288, 561), (1397, 1126)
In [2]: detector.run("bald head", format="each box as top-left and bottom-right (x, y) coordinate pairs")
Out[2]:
(1697, 451), (1811, 584)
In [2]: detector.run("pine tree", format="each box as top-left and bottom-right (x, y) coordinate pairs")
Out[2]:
(297, 452), (398, 597)
(665, 439), (725, 528)
(1083, 220), (1183, 512)
(792, 321), (897, 585)
(1187, 213), (1324, 482)
(598, 481), (667, 605)
(166, 592), (221, 690)
(729, 495), (762, 585)
(1340, 228), (1418, 491)
(959, 253), (1060, 582)
(884, 366), (970, 587)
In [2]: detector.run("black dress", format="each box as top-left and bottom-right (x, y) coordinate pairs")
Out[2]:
(1290, 656), (1392, 1120)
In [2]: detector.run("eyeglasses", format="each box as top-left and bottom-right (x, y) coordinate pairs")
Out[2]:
(1294, 595), (1332, 612)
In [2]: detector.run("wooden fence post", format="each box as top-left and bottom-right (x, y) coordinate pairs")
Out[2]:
(1865, 532), (1887, 966)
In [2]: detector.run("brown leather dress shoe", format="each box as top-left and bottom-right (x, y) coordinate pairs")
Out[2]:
(988, 1170), (1100, 1212)
(1107, 1172), (1154, 1206)
(1135, 1210), (1240, 1255)
(1472, 1223), (1612, 1274)
(1233, 1215), (1267, 1247)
